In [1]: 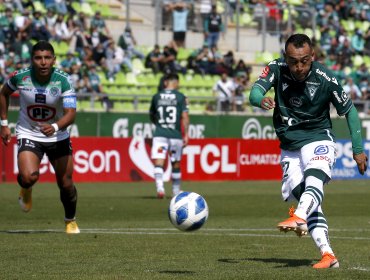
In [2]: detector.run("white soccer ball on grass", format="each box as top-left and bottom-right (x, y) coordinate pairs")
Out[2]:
(168, 192), (209, 231)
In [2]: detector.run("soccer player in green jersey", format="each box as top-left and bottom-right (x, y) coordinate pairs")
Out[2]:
(249, 34), (368, 269)
(0, 41), (80, 234)
(149, 73), (189, 198)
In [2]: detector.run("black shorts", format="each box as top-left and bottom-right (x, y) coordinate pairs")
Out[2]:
(17, 138), (73, 161)
(173, 31), (186, 42)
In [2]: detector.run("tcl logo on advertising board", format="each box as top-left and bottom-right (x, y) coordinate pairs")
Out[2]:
(3, 138), (282, 182)
(1, 138), (369, 182)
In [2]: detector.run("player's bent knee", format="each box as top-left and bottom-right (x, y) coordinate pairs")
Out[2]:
(17, 171), (39, 189)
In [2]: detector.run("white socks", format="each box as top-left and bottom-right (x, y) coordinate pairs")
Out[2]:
(295, 176), (324, 221)
(307, 206), (334, 255)
(154, 166), (164, 193)
(154, 166), (182, 196)
(295, 176), (334, 256)
(172, 171), (181, 196)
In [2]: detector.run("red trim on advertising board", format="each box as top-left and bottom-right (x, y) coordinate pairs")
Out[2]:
(1, 137), (282, 182)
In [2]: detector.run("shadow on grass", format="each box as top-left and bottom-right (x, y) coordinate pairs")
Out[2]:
(159, 270), (195, 275)
(139, 196), (162, 200)
(218, 258), (312, 268)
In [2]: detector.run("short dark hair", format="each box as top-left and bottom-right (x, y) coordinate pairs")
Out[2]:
(31, 40), (55, 57)
(285, 34), (312, 52)
(166, 73), (179, 82)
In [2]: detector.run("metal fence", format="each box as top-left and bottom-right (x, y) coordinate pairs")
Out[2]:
(9, 92), (370, 116)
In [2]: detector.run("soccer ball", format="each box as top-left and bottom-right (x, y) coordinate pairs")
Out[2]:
(168, 192), (209, 231)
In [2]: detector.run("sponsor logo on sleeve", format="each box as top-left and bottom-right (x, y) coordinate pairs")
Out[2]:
(260, 66), (270, 78)
(333, 90), (342, 103)
(341, 90), (348, 102)
(21, 76), (32, 84)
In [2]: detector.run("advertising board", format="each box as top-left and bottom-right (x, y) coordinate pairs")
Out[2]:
(1, 138), (368, 182)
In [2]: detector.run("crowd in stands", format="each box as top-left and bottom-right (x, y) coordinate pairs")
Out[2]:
(0, 0), (369, 113)
(260, 0), (370, 101)
(0, 0), (130, 110)
(222, 0), (370, 103)
(0, 0), (254, 112)
(307, 0), (370, 102)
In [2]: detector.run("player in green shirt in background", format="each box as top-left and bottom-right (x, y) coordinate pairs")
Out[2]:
(149, 73), (189, 199)
(249, 34), (368, 269)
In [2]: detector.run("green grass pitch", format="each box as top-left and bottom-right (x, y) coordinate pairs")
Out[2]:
(0, 180), (369, 279)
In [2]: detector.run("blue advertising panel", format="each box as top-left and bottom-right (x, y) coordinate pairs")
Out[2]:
(333, 140), (370, 180)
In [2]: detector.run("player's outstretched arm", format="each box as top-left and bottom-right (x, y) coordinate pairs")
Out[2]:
(345, 106), (368, 175)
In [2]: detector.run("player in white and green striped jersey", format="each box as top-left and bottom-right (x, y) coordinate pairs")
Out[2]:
(0, 40), (79, 234)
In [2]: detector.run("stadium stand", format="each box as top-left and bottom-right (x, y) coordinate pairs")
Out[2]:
(0, 0), (369, 114)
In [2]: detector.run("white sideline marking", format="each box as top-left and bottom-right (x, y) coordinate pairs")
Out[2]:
(351, 267), (370, 272)
(80, 227), (370, 232)
(3, 227), (370, 240)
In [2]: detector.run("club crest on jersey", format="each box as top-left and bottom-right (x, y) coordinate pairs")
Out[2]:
(260, 66), (270, 78)
(307, 85), (319, 100)
(49, 87), (60, 97)
(314, 145), (329, 155)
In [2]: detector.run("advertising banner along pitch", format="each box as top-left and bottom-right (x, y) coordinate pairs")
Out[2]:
(1, 138), (369, 182)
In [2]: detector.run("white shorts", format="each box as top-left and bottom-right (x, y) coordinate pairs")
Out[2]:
(280, 140), (337, 201)
(151, 137), (184, 162)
